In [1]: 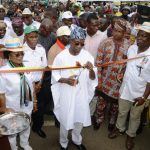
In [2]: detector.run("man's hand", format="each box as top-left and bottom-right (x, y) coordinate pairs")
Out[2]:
(84, 61), (95, 80)
(64, 78), (78, 86)
(133, 97), (146, 106)
(84, 61), (94, 71)
(117, 73), (124, 83)
(34, 82), (42, 94)
(59, 77), (78, 86)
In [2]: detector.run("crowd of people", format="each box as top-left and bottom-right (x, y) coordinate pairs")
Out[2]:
(0, 0), (150, 150)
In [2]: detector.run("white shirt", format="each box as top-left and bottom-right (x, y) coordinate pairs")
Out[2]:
(84, 30), (107, 60)
(51, 48), (98, 130)
(0, 31), (11, 45)
(9, 30), (25, 45)
(0, 62), (40, 114)
(23, 20), (40, 29)
(23, 43), (47, 79)
(120, 45), (150, 102)
(4, 17), (12, 31)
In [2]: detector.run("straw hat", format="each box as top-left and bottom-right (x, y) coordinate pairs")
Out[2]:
(137, 22), (150, 33)
(22, 8), (32, 15)
(0, 38), (23, 52)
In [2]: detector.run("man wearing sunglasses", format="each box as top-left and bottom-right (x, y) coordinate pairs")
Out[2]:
(51, 27), (97, 150)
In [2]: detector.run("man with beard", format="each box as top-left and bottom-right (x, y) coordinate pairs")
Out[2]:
(108, 22), (150, 150)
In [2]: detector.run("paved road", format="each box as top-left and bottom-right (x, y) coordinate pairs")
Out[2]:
(29, 115), (150, 150)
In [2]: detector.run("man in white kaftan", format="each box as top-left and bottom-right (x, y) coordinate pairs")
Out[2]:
(51, 27), (97, 150)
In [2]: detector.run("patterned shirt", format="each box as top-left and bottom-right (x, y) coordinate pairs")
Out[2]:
(96, 37), (130, 99)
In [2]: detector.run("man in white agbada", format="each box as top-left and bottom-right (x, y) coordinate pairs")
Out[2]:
(51, 27), (97, 150)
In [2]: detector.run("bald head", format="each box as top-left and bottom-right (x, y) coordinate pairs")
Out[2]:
(41, 18), (53, 28)
(39, 18), (53, 37)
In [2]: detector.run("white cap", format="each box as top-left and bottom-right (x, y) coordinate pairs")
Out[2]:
(137, 22), (150, 33)
(62, 11), (73, 19)
(56, 26), (71, 37)
(22, 8), (32, 15)
(0, 5), (5, 10)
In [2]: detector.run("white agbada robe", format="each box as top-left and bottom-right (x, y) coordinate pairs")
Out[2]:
(51, 48), (98, 130)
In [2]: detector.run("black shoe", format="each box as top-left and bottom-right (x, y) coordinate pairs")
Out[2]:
(108, 123), (115, 132)
(91, 116), (101, 130)
(60, 146), (68, 150)
(55, 118), (60, 128)
(32, 129), (46, 138)
(72, 143), (87, 150)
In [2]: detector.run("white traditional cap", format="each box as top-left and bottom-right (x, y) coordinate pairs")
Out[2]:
(56, 26), (71, 37)
(62, 11), (73, 19)
(22, 8), (32, 15)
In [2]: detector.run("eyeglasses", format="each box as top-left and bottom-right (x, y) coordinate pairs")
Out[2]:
(12, 52), (24, 57)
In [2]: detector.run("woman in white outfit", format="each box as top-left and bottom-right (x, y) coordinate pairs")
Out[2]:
(0, 38), (40, 150)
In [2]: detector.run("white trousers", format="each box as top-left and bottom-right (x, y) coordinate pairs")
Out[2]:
(8, 126), (32, 150)
(60, 122), (83, 148)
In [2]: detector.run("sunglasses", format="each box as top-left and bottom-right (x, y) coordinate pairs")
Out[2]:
(74, 42), (84, 47)
(12, 52), (24, 57)
(22, 16), (31, 19)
